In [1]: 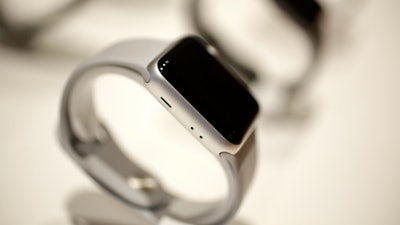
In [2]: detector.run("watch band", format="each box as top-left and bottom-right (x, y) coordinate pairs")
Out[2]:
(58, 39), (257, 225)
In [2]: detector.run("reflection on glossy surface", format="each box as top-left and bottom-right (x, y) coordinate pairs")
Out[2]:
(66, 190), (252, 225)
(67, 190), (161, 225)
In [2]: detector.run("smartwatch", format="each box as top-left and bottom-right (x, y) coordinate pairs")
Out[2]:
(58, 36), (259, 225)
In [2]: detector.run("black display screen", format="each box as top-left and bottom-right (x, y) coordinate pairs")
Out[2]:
(158, 37), (258, 144)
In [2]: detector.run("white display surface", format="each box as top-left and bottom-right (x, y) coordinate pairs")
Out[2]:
(1, 0), (400, 224)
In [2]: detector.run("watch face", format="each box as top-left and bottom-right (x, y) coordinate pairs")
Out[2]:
(158, 37), (258, 145)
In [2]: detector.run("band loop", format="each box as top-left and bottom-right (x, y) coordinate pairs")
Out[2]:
(58, 38), (257, 224)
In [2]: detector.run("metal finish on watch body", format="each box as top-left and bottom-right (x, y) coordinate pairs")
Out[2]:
(58, 36), (258, 225)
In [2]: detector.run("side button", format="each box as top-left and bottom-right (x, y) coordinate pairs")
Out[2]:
(160, 97), (172, 108)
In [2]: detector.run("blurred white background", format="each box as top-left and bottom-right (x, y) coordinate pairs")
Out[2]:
(1, 0), (400, 225)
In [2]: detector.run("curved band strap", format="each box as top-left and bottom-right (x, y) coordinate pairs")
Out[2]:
(58, 39), (257, 225)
